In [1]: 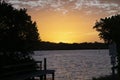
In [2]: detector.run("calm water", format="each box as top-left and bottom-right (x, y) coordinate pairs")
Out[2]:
(33, 50), (111, 80)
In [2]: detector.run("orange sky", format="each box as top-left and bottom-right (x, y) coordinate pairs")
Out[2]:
(8, 0), (120, 43)
(29, 10), (101, 43)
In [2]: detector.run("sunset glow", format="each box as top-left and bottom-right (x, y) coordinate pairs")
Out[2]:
(7, 0), (120, 43)
(30, 10), (100, 43)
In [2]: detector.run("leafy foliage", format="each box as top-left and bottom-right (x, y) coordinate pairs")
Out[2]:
(93, 15), (120, 43)
(0, 0), (40, 67)
(0, 1), (40, 51)
(93, 14), (120, 77)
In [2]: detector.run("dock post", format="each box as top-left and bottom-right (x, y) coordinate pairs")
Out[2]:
(52, 72), (55, 80)
(39, 61), (43, 80)
(44, 58), (47, 80)
(40, 61), (42, 70)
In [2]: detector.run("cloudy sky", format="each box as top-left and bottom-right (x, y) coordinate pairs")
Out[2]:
(7, 0), (120, 43)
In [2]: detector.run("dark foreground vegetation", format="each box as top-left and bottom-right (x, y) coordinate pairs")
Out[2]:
(0, 1), (55, 80)
(92, 74), (119, 80)
(0, 1), (41, 80)
(93, 14), (120, 79)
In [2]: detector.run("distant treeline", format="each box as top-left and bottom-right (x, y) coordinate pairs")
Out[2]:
(34, 41), (108, 50)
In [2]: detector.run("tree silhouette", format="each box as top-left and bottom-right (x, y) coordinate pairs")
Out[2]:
(93, 14), (120, 76)
(0, 0), (40, 67)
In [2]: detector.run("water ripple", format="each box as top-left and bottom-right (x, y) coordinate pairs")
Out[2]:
(33, 50), (111, 80)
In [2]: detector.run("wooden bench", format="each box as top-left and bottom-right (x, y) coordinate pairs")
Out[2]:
(0, 58), (55, 80)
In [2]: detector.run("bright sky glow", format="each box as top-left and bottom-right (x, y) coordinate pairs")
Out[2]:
(7, 0), (120, 43)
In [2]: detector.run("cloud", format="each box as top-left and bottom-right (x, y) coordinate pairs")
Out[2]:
(8, 0), (65, 9)
(74, 0), (120, 14)
(8, 0), (48, 8)
(7, 0), (120, 15)
(7, 0), (68, 14)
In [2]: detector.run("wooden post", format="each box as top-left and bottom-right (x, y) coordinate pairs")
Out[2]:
(44, 58), (47, 70)
(44, 58), (47, 80)
(40, 76), (43, 80)
(52, 73), (55, 80)
(39, 61), (43, 80)
(40, 61), (42, 70)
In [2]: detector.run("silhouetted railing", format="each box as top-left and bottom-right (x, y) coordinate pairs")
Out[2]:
(0, 58), (55, 80)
